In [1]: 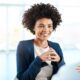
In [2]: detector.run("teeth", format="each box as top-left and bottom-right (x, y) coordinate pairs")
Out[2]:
(42, 33), (48, 36)
(44, 34), (48, 36)
(39, 32), (50, 37)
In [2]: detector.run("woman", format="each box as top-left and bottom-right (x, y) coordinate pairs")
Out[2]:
(16, 3), (65, 80)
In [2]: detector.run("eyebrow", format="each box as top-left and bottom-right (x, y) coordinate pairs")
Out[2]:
(38, 23), (53, 25)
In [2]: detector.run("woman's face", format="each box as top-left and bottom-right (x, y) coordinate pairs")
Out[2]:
(34, 18), (53, 41)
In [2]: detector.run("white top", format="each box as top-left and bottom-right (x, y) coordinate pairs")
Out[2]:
(34, 44), (53, 80)
(34, 44), (51, 65)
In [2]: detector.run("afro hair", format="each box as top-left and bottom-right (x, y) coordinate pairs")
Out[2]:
(22, 3), (62, 34)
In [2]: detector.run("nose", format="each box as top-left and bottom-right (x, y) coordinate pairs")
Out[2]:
(42, 25), (53, 32)
(43, 25), (48, 30)
(42, 26), (49, 32)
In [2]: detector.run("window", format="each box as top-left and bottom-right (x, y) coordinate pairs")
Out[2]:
(0, 0), (80, 52)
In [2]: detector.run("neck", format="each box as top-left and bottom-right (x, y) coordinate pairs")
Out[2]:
(34, 38), (48, 48)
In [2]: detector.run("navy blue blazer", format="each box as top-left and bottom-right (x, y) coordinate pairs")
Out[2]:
(16, 39), (65, 80)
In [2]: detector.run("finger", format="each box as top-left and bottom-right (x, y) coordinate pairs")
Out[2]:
(51, 53), (57, 56)
(51, 59), (57, 62)
(49, 48), (57, 55)
(49, 52), (57, 56)
(50, 55), (56, 59)
(49, 48), (55, 52)
(49, 47), (56, 52)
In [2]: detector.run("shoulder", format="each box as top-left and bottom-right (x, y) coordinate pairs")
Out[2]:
(19, 39), (34, 46)
(17, 39), (34, 53)
(17, 39), (34, 49)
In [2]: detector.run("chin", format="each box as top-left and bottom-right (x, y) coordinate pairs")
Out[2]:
(39, 37), (48, 41)
(36, 35), (49, 41)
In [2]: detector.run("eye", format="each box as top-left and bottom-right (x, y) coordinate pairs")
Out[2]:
(38, 24), (44, 28)
(48, 25), (53, 28)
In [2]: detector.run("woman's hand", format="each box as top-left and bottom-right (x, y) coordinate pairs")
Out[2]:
(76, 66), (80, 72)
(39, 47), (60, 62)
(39, 49), (50, 62)
(49, 48), (60, 62)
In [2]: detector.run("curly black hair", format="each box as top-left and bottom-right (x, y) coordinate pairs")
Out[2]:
(22, 3), (62, 34)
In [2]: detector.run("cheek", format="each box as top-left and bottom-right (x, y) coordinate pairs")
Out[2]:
(36, 28), (42, 32)
(35, 30), (41, 35)
(49, 29), (53, 33)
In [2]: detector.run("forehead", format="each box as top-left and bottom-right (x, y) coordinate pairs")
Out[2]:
(35, 18), (53, 25)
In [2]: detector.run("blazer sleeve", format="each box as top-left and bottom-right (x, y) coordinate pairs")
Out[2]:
(51, 43), (65, 75)
(56, 43), (65, 68)
(16, 41), (42, 80)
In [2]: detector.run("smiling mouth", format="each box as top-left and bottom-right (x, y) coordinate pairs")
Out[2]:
(40, 33), (49, 37)
(43, 34), (49, 36)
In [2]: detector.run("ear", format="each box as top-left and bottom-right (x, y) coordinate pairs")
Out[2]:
(33, 27), (35, 32)
(33, 27), (36, 34)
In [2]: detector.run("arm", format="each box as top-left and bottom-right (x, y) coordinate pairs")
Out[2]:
(51, 43), (65, 75)
(56, 43), (65, 68)
(16, 41), (42, 80)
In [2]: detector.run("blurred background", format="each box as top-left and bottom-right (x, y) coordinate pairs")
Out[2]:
(0, 0), (80, 80)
